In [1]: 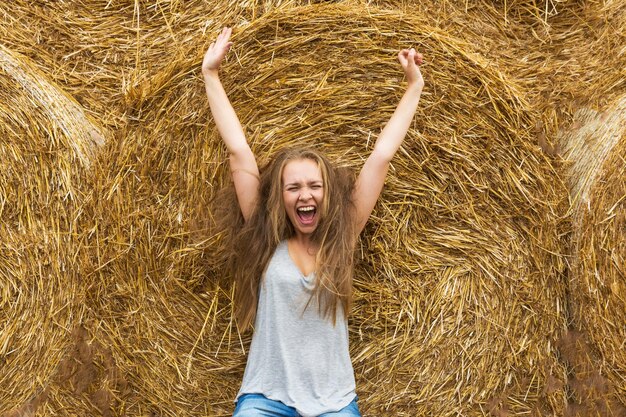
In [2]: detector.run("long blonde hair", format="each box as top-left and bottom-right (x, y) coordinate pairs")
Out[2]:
(222, 148), (357, 331)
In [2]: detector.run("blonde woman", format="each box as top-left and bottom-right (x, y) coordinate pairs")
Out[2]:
(202, 27), (424, 417)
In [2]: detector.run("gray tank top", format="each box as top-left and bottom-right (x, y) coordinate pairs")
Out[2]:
(236, 241), (356, 416)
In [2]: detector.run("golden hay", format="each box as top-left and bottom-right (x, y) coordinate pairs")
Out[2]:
(44, 3), (571, 416)
(511, 0), (626, 134)
(0, 0), (309, 130)
(0, 45), (106, 415)
(0, 223), (86, 416)
(560, 98), (626, 211)
(559, 97), (626, 415)
(372, 0), (626, 142)
(374, 0), (573, 22)
(0, 45), (105, 226)
(6, 0), (626, 415)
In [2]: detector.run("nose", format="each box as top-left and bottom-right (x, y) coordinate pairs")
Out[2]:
(299, 189), (312, 201)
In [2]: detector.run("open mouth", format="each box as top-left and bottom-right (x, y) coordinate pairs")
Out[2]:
(296, 206), (317, 225)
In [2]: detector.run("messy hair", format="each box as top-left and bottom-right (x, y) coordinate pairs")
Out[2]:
(220, 147), (357, 331)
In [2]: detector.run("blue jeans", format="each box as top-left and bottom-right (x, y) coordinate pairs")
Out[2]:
(233, 393), (361, 417)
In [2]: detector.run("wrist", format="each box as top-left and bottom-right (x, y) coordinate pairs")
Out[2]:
(406, 81), (424, 94)
(202, 69), (220, 82)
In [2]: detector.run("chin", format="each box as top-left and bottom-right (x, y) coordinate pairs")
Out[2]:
(294, 223), (318, 236)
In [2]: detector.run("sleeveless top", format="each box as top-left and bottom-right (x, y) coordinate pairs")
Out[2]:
(235, 241), (356, 416)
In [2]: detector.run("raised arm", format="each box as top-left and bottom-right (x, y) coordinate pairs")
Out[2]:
(202, 27), (259, 222)
(353, 48), (424, 234)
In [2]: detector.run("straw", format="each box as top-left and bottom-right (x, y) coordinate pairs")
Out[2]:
(4, 0), (625, 415)
(57, 4), (569, 415)
(559, 96), (626, 415)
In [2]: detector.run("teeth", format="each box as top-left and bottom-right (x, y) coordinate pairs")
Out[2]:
(297, 206), (315, 212)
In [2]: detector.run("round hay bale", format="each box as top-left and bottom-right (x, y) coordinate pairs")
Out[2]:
(0, 45), (106, 414)
(72, 3), (570, 416)
(0, 223), (88, 416)
(213, 6), (569, 414)
(59, 5), (566, 416)
(559, 97), (626, 414)
(0, 44), (105, 226)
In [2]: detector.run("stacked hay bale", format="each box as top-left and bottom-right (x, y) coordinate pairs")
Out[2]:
(0, 46), (105, 415)
(59, 4), (569, 416)
(559, 98), (626, 416)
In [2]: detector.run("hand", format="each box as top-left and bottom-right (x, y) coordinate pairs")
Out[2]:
(202, 27), (234, 76)
(398, 48), (424, 90)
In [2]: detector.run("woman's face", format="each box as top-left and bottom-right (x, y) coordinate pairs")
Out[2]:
(282, 158), (324, 236)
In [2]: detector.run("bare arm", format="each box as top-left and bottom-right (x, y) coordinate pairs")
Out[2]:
(353, 48), (425, 234)
(202, 27), (259, 222)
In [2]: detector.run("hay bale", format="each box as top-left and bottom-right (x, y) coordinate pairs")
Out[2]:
(65, 4), (569, 416)
(0, 223), (87, 416)
(560, 98), (626, 211)
(559, 97), (626, 415)
(0, 0), (308, 128)
(372, 0), (626, 126)
(0, 44), (106, 415)
(0, 44), (105, 225)
(215, 6), (569, 414)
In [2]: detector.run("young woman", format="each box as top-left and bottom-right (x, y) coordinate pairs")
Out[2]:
(202, 27), (424, 417)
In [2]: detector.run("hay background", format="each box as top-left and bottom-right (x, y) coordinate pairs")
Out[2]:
(67, 4), (570, 415)
(0, 45), (105, 226)
(0, 0), (624, 416)
(0, 43), (106, 413)
(0, 0), (306, 130)
(559, 97), (626, 416)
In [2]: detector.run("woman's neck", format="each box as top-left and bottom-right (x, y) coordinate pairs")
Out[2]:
(289, 234), (318, 255)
